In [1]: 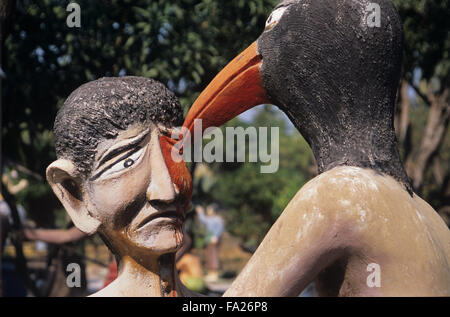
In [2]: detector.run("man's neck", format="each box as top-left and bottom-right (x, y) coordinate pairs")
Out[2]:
(96, 253), (182, 297)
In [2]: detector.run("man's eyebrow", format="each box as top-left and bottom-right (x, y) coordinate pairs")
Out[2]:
(96, 130), (150, 168)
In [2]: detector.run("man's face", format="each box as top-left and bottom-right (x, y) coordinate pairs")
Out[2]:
(83, 123), (192, 255)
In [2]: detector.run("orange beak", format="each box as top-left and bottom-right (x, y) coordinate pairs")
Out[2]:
(181, 42), (270, 146)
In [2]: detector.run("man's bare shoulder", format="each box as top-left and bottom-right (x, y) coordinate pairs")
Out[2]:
(290, 166), (412, 227)
(293, 166), (449, 244)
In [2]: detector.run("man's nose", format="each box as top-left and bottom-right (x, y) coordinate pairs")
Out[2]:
(146, 145), (178, 207)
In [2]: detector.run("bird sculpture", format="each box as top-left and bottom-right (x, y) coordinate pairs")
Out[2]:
(181, 0), (450, 296)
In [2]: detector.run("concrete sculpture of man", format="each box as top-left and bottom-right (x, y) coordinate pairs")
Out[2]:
(47, 77), (195, 296)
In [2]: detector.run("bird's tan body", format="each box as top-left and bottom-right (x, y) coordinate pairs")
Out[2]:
(224, 166), (450, 296)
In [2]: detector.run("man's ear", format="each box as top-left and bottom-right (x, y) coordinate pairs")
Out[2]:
(46, 159), (100, 235)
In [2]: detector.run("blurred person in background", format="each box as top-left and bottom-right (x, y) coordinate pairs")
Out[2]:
(175, 232), (205, 293)
(22, 226), (86, 245)
(195, 204), (224, 282)
(1, 195), (11, 253)
(1, 169), (29, 297)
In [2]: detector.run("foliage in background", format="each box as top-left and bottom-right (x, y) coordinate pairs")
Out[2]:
(202, 106), (313, 245)
(394, 0), (449, 83)
(2, 0), (449, 245)
(3, 0), (278, 226)
(392, 0), (450, 222)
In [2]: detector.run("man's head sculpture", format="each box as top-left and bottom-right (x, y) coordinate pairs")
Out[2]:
(47, 77), (192, 259)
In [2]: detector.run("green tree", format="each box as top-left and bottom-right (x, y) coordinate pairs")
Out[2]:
(195, 0), (450, 246)
(193, 106), (314, 246)
(2, 0), (449, 252)
(2, 0), (277, 225)
(393, 0), (450, 222)
(1, 0), (278, 295)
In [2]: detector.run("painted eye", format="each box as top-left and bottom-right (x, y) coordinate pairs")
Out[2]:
(265, 6), (287, 31)
(123, 158), (135, 168)
(101, 147), (145, 178)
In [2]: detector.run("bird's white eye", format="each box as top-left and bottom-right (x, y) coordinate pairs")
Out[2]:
(265, 6), (287, 31)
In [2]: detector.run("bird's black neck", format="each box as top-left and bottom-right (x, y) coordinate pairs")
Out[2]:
(282, 104), (413, 196)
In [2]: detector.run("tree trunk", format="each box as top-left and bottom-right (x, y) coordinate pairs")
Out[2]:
(394, 80), (411, 146)
(405, 86), (450, 193)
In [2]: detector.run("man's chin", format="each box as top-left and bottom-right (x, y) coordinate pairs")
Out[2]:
(130, 225), (184, 254)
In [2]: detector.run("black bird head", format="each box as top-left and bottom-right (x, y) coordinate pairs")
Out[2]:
(183, 0), (412, 193)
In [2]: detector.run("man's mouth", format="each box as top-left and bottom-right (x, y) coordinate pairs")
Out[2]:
(137, 210), (185, 230)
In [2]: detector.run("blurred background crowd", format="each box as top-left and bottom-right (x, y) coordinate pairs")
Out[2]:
(1, 0), (449, 296)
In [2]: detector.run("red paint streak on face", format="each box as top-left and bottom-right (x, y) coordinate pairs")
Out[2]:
(159, 135), (193, 212)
